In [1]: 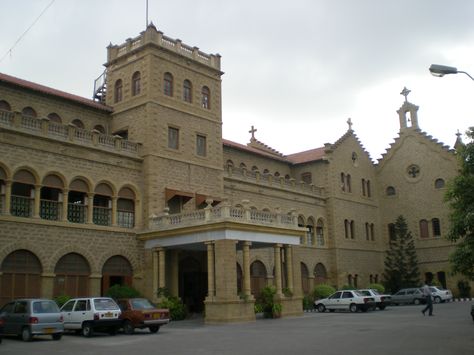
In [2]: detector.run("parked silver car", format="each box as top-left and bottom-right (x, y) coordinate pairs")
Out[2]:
(314, 290), (376, 312)
(391, 288), (426, 305)
(429, 286), (453, 303)
(0, 299), (64, 341)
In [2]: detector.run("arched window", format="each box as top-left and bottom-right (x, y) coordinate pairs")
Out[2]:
(1, 250), (42, 304)
(340, 173), (346, 192)
(419, 219), (429, 238)
(365, 222), (370, 240)
(201, 86), (210, 109)
(117, 187), (135, 228)
(347, 274), (353, 287)
(22, 107), (37, 117)
(40, 174), (64, 221)
(183, 79), (192, 103)
(314, 263), (327, 285)
(102, 255), (133, 294)
(274, 172), (280, 177)
(251, 166), (259, 172)
(350, 220), (355, 239)
(131, 71), (141, 96)
(68, 178), (89, 223)
(54, 253), (90, 297)
(344, 219), (349, 239)
(346, 174), (352, 193)
(11, 169), (36, 217)
(71, 119), (85, 129)
(93, 183), (113, 226)
(301, 172), (312, 184)
(367, 180), (371, 197)
(432, 218), (441, 237)
(239, 162), (247, 169)
(370, 223), (375, 241)
(47, 113), (62, 123)
(263, 169), (269, 175)
(114, 79), (123, 103)
(362, 178), (366, 196)
(164, 72), (173, 96)
(301, 263), (310, 295)
(316, 218), (324, 246)
(386, 186), (396, 196)
(93, 125), (106, 134)
(0, 100), (11, 111)
(298, 215), (305, 244)
(434, 178), (445, 189)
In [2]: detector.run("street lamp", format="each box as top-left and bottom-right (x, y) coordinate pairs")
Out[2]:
(429, 64), (474, 81)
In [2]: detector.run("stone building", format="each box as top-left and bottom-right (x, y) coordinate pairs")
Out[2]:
(0, 24), (467, 322)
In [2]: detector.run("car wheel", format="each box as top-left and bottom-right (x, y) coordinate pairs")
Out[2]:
(124, 320), (135, 335)
(149, 326), (160, 333)
(22, 327), (32, 342)
(349, 303), (358, 313)
(317, 304), (326, 313)
(413, 299), (421, 305)
(52, 333), (62, 341)
(434, 296), (442, 304)
(82, 322), (93, 337)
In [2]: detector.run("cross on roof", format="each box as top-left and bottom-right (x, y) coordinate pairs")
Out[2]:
(400, 87), (411, 102)
(347, 118), (353, 131)
(249, 125), (257, 140)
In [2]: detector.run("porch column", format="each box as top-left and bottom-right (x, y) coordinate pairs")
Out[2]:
(206, 241), (215, 300)
(274, 244), (283, 296)
(152, 247), (159, 302)
(308, 276), (315, 294)
(285, 245), (294, 293)
(87, 193), (94, 224)
(242, 241), (252, 298)
(33, 184), (41, 218)
(158, 248), (166, 290)
(62, 189), (69, 222)
(4, 180), (12, 215)
(214, 239), (238, 300)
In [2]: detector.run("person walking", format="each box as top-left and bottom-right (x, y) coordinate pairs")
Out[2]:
(421, 283), (434, 316)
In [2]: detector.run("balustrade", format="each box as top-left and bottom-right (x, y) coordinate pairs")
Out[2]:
(11, 195), (33, 217)
(40, 199), (61, 220)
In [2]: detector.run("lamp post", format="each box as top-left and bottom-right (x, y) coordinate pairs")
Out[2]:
(429, 64), (474, 81)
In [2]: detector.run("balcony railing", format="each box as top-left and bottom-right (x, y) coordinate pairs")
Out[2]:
(117, 210), (135, 228)
(11, 195), (33, 217)
(40, 200), (62, 220)
(148, 204), (300, 232)
(68, 203), (87, 223)
(93, 206), (112, 226)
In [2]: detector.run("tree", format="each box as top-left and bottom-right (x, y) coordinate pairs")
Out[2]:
(446, 127), (474, 280)
(383, 215), (420, 292)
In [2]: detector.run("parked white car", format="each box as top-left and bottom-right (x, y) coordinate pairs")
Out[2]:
(60, 297), (122, 337)
(429, 286), (453, 303)
(314, 290), (376, 313)
(358, 289), (391, 310)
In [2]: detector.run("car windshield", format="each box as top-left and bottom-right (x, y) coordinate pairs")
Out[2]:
(370, 289), (381, 295)
(353, 291), (365, 297)
(32, 300), (59, 313)
(94, 298), (119, 311)
(359, 290), (370, 296)
(131, 299), (155, 310)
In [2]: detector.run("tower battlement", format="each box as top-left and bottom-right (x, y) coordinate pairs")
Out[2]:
(107, 23), (221, 70)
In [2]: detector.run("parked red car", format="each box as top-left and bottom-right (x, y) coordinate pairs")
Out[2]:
(117, 298), (169, 334)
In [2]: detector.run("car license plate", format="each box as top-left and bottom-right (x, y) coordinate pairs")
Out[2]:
(44, 328), (55, 334)
(104, 312), (113, 318)
(153, 313), (160, 319)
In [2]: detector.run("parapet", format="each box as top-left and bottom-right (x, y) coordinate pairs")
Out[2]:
(106, 23), (221, 71)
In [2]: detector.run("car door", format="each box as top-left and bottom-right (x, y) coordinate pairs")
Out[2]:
(326, 292), (342, 309)
(394, 290), (406, 303)
(341, 291), (355, 308)
(0, 302), (16, 335)
(71, 299), (91, 329)
(61, 299), (76, 329)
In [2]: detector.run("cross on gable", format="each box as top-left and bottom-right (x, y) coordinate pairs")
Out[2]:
(408, 165), (420, 178)
(347, 118), (353, 131)
(249, 125), (257, 140)
(400, 87), (411, 102)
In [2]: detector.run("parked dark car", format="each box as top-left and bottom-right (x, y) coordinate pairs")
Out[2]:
(471, 305), (474, 322)
(0, 316), (3, 343)
(391, 288), (426, 305)
(117, 298), (170, 334)
(0, 299), (64, 341)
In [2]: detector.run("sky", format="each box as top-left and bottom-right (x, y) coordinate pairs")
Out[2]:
(1, 0), (474, 161)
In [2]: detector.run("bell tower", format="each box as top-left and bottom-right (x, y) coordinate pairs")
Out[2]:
(101, 23), (225, 218)
(397, 87), (419, 131)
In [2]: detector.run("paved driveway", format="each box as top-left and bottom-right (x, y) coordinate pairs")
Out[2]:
(1, 301), (473, 355)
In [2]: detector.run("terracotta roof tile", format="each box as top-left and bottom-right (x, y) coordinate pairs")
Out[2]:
(0, 72), (112, 112)
(286, 147), (326, 164)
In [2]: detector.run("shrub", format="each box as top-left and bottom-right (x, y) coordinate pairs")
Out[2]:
(312, 284), (336, 300)
(105, 284), (141, 299)
(340, 284), (353, 290)
(282, 287), (293, 297)
(302, 295), (314, 310)
(258, 285), (282, 318)
(54, 295), (71, 308)
(157, 295), (187, 321)
(254, 302), (264, 314)
(368, 283), (385, 293)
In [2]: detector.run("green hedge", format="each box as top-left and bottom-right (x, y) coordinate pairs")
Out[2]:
(312, 284), (336, 299)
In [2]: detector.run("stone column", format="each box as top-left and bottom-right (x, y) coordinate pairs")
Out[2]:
(4, 180), (12, 215)
(33, 184), (41, 218)
(111, 196), (118, 226)
(158, 248), (166, 290)
(308, 276), (315, 295)
(134, 199), (141, 229)
(87, 193), (94, 224)
(206, 241), (215, 300)
(152, 248), (159, 302)
(274, 244), (283, 296)
(214, 239), (238, 300)
(242, 241), (252, 298)
(89, 274), (102, 296)
(285, 245), (294, 294)
(41, 273), (55, 299)
(62, 189), (69, 222)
